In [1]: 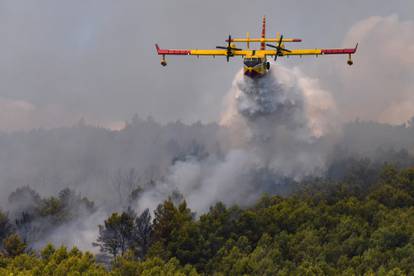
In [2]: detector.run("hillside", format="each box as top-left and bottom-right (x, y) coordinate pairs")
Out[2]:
(1, 163), (414, 275)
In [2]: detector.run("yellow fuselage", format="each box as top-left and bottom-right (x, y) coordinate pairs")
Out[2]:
(243, 56), (269, 78)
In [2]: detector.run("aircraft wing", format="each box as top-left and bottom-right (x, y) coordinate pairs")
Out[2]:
(155, 44), (249, 57)
(258, 44), (358, 57)
(156, 44), (224, 56)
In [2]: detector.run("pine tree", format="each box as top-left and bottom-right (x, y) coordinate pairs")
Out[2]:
(93, 212), (135, 258)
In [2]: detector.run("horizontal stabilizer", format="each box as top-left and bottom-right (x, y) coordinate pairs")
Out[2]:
(226, 38), (302, 43)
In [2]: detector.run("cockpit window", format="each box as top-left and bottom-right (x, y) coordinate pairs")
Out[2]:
(244, 58), (261, 67)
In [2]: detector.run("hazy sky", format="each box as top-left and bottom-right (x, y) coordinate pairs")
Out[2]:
(0, 0), (413, 131)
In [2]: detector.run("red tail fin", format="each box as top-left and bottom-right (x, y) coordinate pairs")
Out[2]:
(261, 16), (266, 50)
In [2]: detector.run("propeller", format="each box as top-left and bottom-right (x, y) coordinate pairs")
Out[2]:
(266, 35), (291, 61)
(216, 35), (242, 62)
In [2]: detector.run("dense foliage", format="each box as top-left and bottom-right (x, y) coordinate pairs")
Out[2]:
(1, 163), (414, 275)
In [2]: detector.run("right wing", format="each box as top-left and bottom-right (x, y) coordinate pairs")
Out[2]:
(155, 44), (249, 57)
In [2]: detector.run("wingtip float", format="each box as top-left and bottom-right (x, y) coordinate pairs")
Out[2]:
(155, 16), (358, 78)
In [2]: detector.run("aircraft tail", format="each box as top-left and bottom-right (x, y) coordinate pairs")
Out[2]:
(261, 16), (266, 50)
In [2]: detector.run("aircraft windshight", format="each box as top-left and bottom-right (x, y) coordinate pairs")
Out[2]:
(155, 16), (358, 78)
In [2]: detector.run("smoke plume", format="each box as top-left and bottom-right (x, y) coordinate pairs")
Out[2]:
(136, 65), (339, 213)
(2, 55), (413, 253)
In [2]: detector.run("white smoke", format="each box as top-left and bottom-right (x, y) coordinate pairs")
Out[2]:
(2, 64), (341, 251)
(334, 14), (414, 124)
(221, 65), (339, 139)
(137, 65), (340, 213)
(0, 96), (125, 132)
(32, 210), (106, 253)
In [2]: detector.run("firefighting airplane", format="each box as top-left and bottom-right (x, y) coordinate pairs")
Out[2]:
(155, 16), (358, 78)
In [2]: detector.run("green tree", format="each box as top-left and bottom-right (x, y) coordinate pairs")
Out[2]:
(94, 212), (135, 258)
(152, 199), (192, 242)
(132, 208), (152, 259)
(111, 256), (199, 276)
(2, 234), (26, 257)
(152, 199), (180, 247)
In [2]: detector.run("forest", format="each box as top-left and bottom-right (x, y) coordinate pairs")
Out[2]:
(0, 118), (414, 275)
(1, 161), (414, 275)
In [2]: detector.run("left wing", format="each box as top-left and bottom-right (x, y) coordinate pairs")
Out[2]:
(258, 44), (358, 57)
